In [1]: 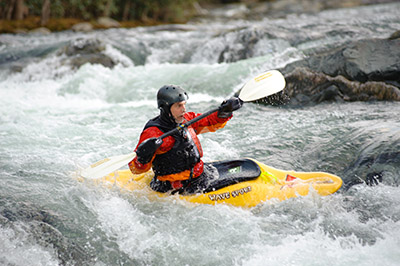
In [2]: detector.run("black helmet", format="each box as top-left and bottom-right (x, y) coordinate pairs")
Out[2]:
(157, 85), (188, 111)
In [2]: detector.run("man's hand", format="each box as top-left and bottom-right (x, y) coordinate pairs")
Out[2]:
(218, 97), (243, 118)
(136, 137), (163, 164)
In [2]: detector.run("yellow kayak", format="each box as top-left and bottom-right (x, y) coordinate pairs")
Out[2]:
(85, 158), (342, 208)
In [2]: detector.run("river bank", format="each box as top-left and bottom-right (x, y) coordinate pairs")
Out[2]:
(0, 16), (164, 34)
(1, 0), (398, 34)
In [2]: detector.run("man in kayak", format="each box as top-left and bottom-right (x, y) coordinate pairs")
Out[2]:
(129, 85), (242, 193)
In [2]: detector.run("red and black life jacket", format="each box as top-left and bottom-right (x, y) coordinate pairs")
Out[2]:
(143, 115), (203, 180)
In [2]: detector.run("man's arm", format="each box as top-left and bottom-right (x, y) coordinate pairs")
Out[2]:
(186, 111), (232, 135)
(129, 127), (175, 174)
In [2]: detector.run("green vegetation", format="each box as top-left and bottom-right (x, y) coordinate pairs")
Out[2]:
(0, 0), (266, 33)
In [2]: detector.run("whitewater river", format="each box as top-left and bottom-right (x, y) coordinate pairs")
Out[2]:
(1, 2), (400, 265)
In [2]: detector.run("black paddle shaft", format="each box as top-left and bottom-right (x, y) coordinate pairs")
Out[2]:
(157, 106), (220, 143)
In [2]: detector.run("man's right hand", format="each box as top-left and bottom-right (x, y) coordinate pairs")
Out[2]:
(136, 137), (163, 164)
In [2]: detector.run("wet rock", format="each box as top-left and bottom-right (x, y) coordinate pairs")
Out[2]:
(292, 38), (399, 85)
(283, 68), (400, 105)
(365, 172), (383, 186)
(218, 28), (261, 63)
(58, 38), (117, 69)
(97, 17), (121, 28)
(207, 3), (250, 20)
(389, 30), (400, 40)
(341, 129), (400, 189)
(29, 27), (51, 35)
(71, 22), (94, 32)
(313, 84), (344, 103)
(278, 38), (400, 105)
(62, 38), (105, 56)
(9, 62), (24, 72)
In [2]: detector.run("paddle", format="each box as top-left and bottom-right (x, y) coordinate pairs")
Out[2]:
(80, 70), (286, 179)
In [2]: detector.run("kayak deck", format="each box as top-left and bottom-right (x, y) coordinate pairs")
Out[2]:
(86, 159), (342, 208)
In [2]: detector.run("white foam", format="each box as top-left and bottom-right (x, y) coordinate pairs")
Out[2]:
(0, 225), (59, 265)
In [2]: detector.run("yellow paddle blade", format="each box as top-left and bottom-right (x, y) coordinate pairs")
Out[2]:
(239, 70), (286, 102)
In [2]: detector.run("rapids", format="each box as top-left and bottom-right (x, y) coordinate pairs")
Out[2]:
(1, 2), (399, 265)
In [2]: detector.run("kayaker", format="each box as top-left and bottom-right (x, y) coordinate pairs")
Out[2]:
(128, 85), (242, 193)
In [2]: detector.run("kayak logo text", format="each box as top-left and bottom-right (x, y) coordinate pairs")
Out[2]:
(208, 186), (252, 201)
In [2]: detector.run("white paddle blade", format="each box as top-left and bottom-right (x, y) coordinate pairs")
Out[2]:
(239, 70), (286, 102)
(80, 152), (136, 179)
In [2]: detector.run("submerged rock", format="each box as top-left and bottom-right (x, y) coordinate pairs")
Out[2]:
(0, 199), (94, 265)
(342, 150), (400, 189)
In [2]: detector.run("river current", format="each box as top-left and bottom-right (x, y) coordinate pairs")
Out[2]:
(1, 2), (400, 265)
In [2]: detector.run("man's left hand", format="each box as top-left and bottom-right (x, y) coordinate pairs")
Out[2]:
(218, 97), (243, 118)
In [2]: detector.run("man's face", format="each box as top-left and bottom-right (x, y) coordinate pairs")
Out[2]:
(170, 101), (186, 123)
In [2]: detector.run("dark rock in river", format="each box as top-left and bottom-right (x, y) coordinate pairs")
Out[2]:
(389, 30), (400, 40)
(58, 38), (117, 69)
(276, 38), (400, 105)
(218, 28), (261, 63)
(282, 68), (400, 106)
